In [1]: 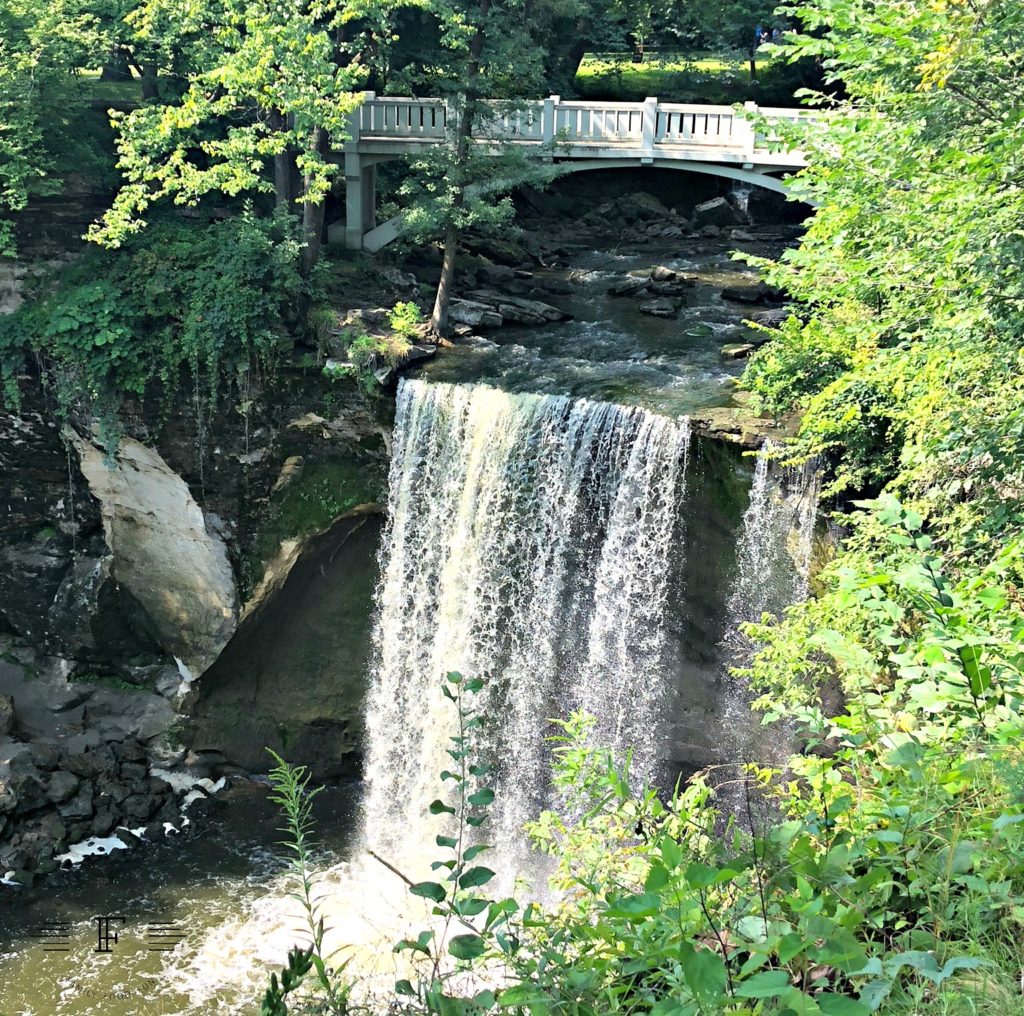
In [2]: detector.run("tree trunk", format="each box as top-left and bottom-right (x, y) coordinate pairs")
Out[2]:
(100, 53), (132, 82)
(749, 48), (758, 82)
(565, 35), (589, 84)
(428, 0), (491, 336)
(430, 225), (459, 335)
(268, 110), (293, 211)
(141, 63), (159, 100)
(301, 126), (329, 276)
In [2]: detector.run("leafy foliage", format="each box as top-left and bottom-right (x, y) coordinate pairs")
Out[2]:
(0, 0), (104, 253)
(266, 749), (353, 1014)
(0, 210), (309, 430)
(269, 668), (1024, 1015)
(739, 0), (1024, 550)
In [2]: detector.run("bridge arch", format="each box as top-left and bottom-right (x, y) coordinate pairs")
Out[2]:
(356, 157), (790, 253)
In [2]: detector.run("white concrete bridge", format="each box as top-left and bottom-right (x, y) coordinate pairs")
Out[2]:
(339, 93), (814, 251)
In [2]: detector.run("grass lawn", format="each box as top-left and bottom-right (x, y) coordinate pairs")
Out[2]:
(575, 50), (797, 106)
(72, 68), (144, 105)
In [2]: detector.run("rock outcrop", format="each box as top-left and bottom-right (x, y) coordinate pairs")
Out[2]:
(71, 434), (238, 678)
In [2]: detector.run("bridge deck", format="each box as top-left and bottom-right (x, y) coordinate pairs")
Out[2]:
(339, 94), (814, 250)
(346, 94), (811, 167)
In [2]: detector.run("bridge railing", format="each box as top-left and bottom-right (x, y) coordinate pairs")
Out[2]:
(349, 93), (811, 163)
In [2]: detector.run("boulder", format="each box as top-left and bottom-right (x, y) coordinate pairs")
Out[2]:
(123, 793), (159, 821)
(607, 277), (650, 297)
(533, 277), (573, 296)
(56, 782), (93, 821)
(270, 456), (304, 496)
(90, 807), (117, 836)
(63, 744), (116, 779)
(720, 284), (764, 304)
(750, 308), (791, 329)
(378, 266), (417, 290)
(477, 263), (516, 286)
(618, 192), (670, 223)
(401, 344), (437, 368)
(639, 298), (679, 318)
(650, 266), (677, 282)
(692, 196), (745, 229)
(70, 435), (238, 677)
(650, 281), (691, 298)
(463, 236), (531, 266)
(448, 299), (503, 330)
(10, 772), (47, 814)
(721, 281), (788, 306)
(45, 771), (80, 804)
(463, 291), (569, 325)
(721, 343), (756, 359)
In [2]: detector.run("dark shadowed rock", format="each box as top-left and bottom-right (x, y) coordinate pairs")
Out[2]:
(45, 771), (80, 804)
(693, 196), (744, 229)
(57, 783), (93, 821)
(608, 276), (650, 297)
(10, 772), (47, 814)
(639, 298), (679, 318)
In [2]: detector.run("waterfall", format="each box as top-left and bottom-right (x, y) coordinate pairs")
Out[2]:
(363, 379), (691, 874)
(728, 185), (753, 218)
(724, 439), (821, 658)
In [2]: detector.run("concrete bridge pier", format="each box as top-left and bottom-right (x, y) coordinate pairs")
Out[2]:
(344, 151), (377, 251)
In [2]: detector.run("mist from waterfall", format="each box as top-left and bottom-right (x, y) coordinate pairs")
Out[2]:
(363, 379), (692, 875)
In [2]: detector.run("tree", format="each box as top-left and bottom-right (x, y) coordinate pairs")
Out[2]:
(0, 0), (101, 254)
(395, 0), (566, 335)
(89, 0), (398, 274)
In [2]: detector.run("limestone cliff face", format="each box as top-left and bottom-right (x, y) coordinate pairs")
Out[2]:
(70, 434), (238, 678)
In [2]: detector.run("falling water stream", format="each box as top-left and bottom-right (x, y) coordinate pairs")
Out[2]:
(0, 230), (822, 1015)
(365, 380), (691, 870)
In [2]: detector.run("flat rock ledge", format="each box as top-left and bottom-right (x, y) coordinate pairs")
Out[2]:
(691, 403), (800, 449)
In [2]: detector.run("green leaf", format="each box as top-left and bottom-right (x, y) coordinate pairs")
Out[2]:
(395, 978), (417, 996)
(680, 943), (727, 1006)
(685, 862), (740, 888)
(606, 892), (661, 918)
(430, 799), (456, 815)
(410, 881), (446, 903)
(813, 931), (869, 974)
(458, 866), (496, 889)
(645, 862), (670, 891)
(454, 896), (489, 917)
(498, 984), (547, 1006)
(817, 994), (871, 1015)
(734, 969), (792, 998)
(448, 933), (487, 961)
(468, 788), (495, 807)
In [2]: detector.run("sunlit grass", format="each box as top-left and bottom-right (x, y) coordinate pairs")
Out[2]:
(71, 68), (143, 104)
(574, 50), (784, 104)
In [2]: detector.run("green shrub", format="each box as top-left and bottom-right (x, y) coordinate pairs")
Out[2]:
(0, 208), (311, 433)
(388, 300), (424, 340)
